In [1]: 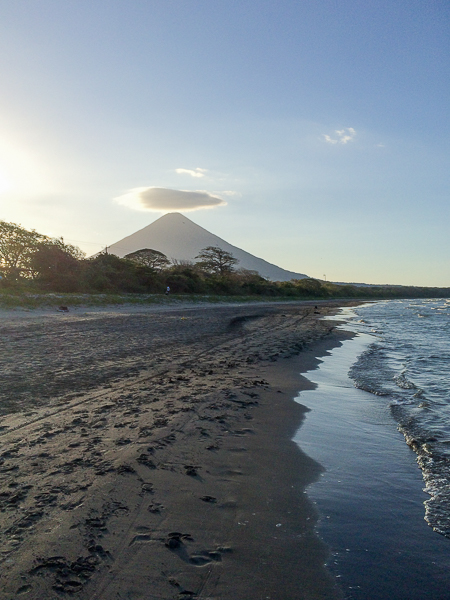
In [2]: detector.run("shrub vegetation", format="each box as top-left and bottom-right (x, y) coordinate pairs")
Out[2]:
(0, 220), (449, 302)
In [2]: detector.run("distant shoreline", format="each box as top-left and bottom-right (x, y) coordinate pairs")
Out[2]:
(0, 292), (360, 315)
(1, 285), (449, 313)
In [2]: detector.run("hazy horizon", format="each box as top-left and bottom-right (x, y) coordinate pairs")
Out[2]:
(0, 1), (449, 286)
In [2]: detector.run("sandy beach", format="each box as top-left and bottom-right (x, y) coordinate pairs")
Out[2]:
(0, 301), (354, 600)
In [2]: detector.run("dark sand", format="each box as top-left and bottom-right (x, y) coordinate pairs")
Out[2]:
(0, 301), (354, 600)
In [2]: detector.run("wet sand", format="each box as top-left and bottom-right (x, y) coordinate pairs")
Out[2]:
(0, 301), (353, 599)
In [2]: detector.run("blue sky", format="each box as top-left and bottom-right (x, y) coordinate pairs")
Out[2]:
(0, 0), (449, 285)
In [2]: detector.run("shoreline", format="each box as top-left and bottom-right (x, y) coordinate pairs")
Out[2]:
(0, 297), (353, 322)
(0, 301), (355, 599)
(296, 314), (450, 599)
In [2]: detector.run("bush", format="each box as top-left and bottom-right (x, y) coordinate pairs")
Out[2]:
(83, 254), (145, 292)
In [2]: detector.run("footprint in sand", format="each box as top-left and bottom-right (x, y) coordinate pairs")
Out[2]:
(164, 534), (226, 567)
(141, 482), (154, 494)
(189, 551), (221, 565)
(117, 464), (136, 474)
(199, 495), (217, 503)
(129, 533), (152, 546)
(136, 453), (157, 469)
(16, 584), (32, 595)
(184, 465), (198, 477)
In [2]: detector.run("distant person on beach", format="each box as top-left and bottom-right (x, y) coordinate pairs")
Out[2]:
(165, 286), (170, 295)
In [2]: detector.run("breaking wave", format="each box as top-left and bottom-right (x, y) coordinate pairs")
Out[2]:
(347, 299), (450, 537)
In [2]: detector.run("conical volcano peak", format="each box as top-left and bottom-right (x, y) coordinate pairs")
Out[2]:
(158, 212), (215, 229)
(106, 213), (307, 282)
(157, 212), (189, 221)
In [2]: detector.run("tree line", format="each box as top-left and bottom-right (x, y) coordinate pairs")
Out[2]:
(0, 220), (448, 299)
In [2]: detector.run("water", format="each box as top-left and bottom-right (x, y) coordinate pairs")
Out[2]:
(348, 299), (450, 537)
(294, 300), (450, 599)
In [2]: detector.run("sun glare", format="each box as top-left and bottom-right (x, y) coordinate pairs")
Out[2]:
(0, 135), (53, 197)
(0, 171), (11, 194)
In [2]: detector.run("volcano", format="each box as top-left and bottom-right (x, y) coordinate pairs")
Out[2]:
(106, 213), (308, 282)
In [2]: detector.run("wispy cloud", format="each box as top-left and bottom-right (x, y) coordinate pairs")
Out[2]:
(323, 127), (356, 145)
(218, 190), (241, 197)
(114, 187), (227, 212)
(175, 167), (208, 178)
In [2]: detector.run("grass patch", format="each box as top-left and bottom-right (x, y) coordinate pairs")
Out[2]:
(0, 291), (312, 310)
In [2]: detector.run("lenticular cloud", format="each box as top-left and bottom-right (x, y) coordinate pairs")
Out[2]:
(115, 187), (227, 212)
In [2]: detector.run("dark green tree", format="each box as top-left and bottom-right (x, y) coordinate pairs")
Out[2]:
(293, 278), (328, 296)
(164, 264), (207, 293)
(30, 240), (85, 291)
(84, 253), (149, 292)
(195, 246), (238, 275)
(124, 248), (170, 271)
(0, 221), (47, 279)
